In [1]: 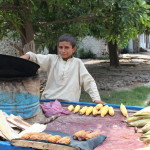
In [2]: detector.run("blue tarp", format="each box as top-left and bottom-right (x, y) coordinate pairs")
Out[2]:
(0, 141), (33, 150)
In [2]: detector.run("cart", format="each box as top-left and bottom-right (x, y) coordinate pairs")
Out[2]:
(0, 100), (146, 150)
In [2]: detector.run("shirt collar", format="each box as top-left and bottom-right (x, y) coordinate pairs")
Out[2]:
(58, 55), (74, 62)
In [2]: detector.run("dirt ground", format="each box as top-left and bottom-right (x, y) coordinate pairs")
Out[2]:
(84, 52), (150, 90)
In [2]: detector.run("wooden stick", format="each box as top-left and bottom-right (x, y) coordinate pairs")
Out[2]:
(11, 139), (76, 150)
(0, 110), (19, 140)
(7, 114), (31, 130)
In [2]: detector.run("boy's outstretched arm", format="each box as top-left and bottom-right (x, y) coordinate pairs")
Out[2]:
(93, 100), (106, 105)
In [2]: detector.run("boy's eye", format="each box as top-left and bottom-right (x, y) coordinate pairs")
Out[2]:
(65, 46), (69, 49)
(59, 46), (63, 49)
(58, 46), (70, 50)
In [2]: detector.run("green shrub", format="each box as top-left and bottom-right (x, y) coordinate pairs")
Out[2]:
(75, 48), (96, 59)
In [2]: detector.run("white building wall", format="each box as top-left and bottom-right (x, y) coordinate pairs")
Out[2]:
(0, 36), (108, 57)
(139, 34), (146, 48)
(128, 40), (133, 53)
(78, 36), (108, 57)
(148, 36), (150, 48)
(126, 34), (150, 53)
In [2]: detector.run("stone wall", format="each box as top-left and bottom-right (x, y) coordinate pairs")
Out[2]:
(0, 38), (19, 56)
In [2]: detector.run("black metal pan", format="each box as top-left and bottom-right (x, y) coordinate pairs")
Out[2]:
(0, 54), (40, 78)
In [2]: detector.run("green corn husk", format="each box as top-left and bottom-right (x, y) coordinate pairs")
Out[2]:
(140, 136), (149, 141)
(135, 146), (150, 150)
(143, 129), (150, 135)
(141, 121), (150, 133)
(125, 116), (150, 123)
(134, 112), (150, 116)
(133, 106), (150, 116)
(137, 129), (143, 133)
(128, 119), (150, 127)
(141, 134), (150, 139)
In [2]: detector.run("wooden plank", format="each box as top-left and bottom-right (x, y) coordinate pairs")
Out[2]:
(0, 110), (19, 140)
(18, 123), (47, 137)
(11, 139), (76, 150)
(3, 112), (18, 128)
(6, 114), (31, 130)
(0, 130), (7, 139)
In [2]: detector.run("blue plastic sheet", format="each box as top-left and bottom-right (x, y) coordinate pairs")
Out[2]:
(0, 141), (33, 150)
(45, 130), (106, 150)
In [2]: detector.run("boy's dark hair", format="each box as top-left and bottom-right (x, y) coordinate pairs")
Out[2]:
(58, 33), (76, 48)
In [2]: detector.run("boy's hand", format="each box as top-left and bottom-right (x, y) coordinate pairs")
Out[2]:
(20, 54), (30, 60)
(94, 100), (106, 105)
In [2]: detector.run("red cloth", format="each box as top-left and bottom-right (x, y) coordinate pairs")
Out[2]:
(40, 100), (71, 117)
(46, 113), (146, 150)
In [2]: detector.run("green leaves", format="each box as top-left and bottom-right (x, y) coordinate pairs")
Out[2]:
(0, 0), (149, 50)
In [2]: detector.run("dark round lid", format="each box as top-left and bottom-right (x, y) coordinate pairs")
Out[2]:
(0, 54), (40, 78)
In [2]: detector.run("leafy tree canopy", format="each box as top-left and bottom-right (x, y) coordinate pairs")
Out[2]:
(0, 0), (150, 49)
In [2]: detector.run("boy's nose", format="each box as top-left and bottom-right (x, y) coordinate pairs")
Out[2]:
(62, 47), (67, 51)
(62, 48), (65, 52)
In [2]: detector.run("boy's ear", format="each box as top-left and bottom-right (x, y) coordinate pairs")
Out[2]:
(73, 46), (77, 53)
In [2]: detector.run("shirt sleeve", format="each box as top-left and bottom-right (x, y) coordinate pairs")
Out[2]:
(79, 60), (101, 102)
(26, 51), (53, 72)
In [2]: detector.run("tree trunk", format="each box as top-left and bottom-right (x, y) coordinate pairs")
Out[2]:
(108, 41), (119, 67)
(20, 20), (34, 44)
(21, 20), (35, 54)
(14, 0), (35, 54)
(133, 38), (139, 53)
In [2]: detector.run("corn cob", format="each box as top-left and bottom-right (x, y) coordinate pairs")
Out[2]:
(108, 106), (115, 116)
(120, 103), (128, 117)
(92, 107), (98, 116)
(128, 119), (150, 127)
(141, 121), (150, 133)
(79, 106), (88, 115)
(68, 105), (74, 111)
(86, 106), (93, 115)
(100, 105), (109, 117)
(74, 105), (80, 113)
(97, 110), (101, 115)
(133, 106), (150, 116)
(95, 104), (103, 110)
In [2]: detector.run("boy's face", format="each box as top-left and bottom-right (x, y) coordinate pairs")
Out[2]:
(58, 41), (76, 60)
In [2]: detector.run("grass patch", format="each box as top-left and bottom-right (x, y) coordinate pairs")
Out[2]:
(80, 86), (150, 106)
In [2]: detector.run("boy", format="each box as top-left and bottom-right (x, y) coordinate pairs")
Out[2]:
(21, 34), (105, 104)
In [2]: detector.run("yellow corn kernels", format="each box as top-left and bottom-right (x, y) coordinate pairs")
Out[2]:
(79, 106), (88, 115)
(97, 110), (101, 115)
(86, 106), (93, 115)
(95, 104), (103, 110)
(100, 105), (109, 117)
(74, 105), (80, 113)
(92, 107), (98, 116)
(108, 106), (115, 116)
(120, 103), (128, 117)
(68, 105), (74, 111)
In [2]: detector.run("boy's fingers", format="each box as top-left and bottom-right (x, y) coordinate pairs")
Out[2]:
(94, 100), (107, 105)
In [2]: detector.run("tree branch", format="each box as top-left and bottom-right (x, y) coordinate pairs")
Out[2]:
(39, 17), (96, 25)
(10, 42), (24, 55)
(0, 6), (28, 10)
